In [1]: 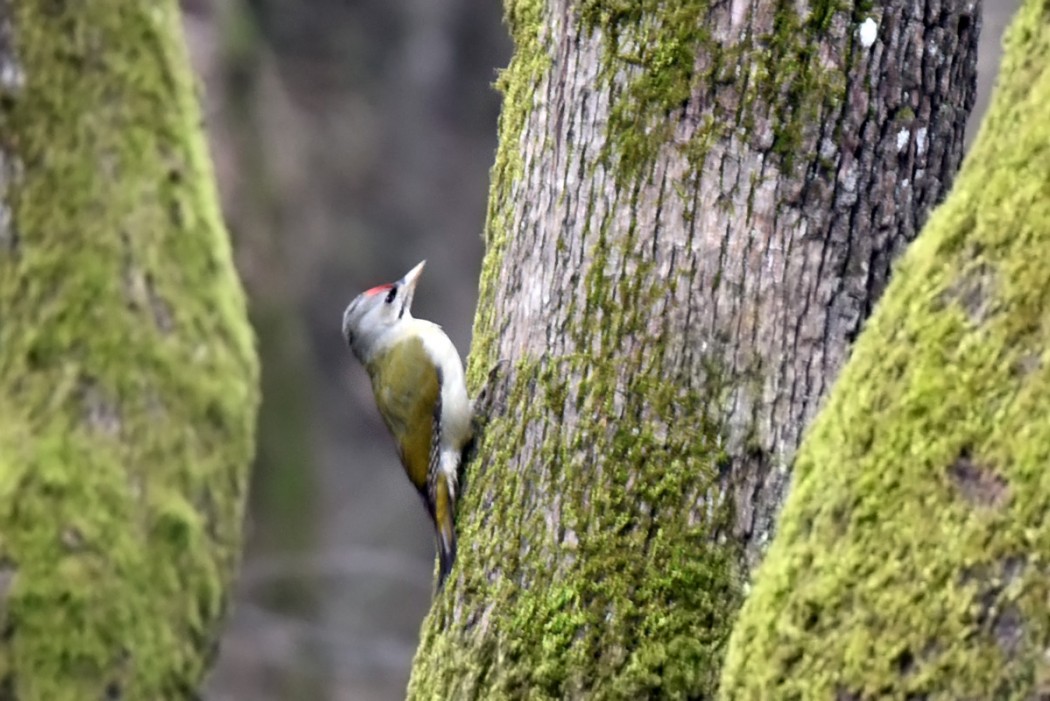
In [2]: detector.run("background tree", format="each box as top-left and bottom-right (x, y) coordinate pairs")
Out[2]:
(722, 0), (1050, 695)
(409, 0), (980, 697)
(0, 2), (258, 698)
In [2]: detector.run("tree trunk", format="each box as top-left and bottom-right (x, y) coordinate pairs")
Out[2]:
(721, 0), (1050, 696)
(410, 0), (978, 697)
(0, 2), (258, 698)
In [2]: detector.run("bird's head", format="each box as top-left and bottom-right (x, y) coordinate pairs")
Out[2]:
(342, 260), (425, 362)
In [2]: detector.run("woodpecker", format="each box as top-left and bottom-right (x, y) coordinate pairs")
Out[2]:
(341, 261), (472, 588)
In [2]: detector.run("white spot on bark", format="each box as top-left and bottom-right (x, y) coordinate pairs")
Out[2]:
(0, 203), (12, 251)
(859, 18), (878, 48)
(730, 0), (748, 29)
(916, 127), (928, 156)
(819, 137), (836, 161)
(896, 128), (910, 151)
(563, 530), (578, 549)
(0, 60), (23, 92)
(841, 164), (858, 193)
(83, 382), (122, 437)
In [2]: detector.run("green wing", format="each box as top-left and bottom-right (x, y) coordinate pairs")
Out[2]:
(367, 335), (457, 586)
(367, 336), (440, 491)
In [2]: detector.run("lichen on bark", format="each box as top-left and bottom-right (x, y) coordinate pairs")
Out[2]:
(576, 0), (855, 178)
(0, 2), (258, 698)
(721, 0), (1050, 696)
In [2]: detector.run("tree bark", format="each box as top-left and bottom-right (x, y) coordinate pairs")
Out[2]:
(409, 0), (979, 697)
(721, 0), (1050, 696)
(0, 2), (258, 698)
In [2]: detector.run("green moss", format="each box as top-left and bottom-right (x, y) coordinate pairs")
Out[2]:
(577, 0), (853, 179)
(0, 2), (258, 698)
(721, 1), (1050, 697)
(412, 341), (741, 697)
(467, 0), (551, 385)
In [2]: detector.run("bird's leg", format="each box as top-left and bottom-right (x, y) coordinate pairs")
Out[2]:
(472, 357), (510, 421)
(460, 358), (510, 481)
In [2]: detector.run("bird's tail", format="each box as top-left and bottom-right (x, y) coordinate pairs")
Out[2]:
(434, 474), (457, 589)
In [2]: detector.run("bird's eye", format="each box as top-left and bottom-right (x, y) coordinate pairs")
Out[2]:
(385, 286), (397, 304)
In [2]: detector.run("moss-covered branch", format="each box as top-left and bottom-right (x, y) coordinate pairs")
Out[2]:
(721, 1), (1050, 696)
(0, 2), (258, 697)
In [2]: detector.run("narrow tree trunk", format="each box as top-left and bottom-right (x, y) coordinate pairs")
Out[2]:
(721, 1), (1050, 696)
(0, 2), (258, 698)
(409, 0), (979, 696)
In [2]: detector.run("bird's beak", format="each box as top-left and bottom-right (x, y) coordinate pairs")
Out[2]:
(399, 260), (426, 313)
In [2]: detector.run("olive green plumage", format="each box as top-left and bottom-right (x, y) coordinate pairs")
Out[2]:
(367, 336), (440, 490)
(366, 336), (458, 580)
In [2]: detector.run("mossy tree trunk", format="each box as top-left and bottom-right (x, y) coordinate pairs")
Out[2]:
(0, 2), (258, 698)
(410, 0), (978, 697)
(721, 1), (1050, 696)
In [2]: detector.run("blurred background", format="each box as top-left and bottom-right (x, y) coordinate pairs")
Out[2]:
(176, 1), (1019, 699)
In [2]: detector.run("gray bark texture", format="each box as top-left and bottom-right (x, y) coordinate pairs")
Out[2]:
(409, 0), (980, 697)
